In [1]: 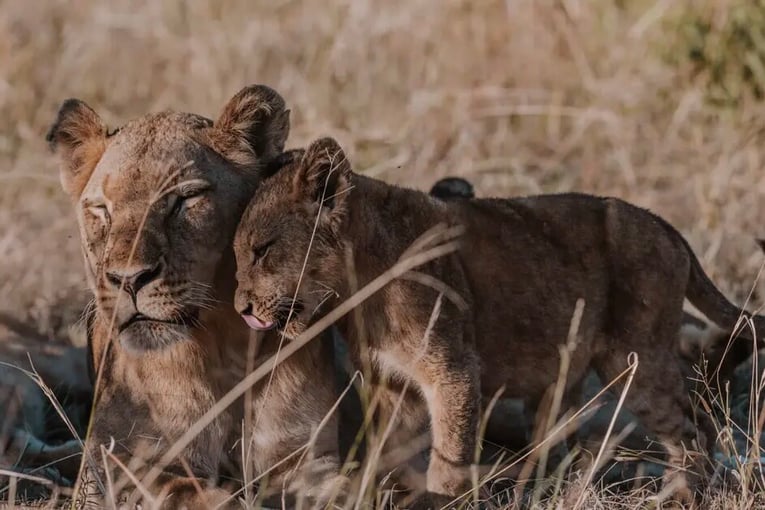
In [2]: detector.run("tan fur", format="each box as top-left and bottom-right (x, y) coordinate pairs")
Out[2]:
(45, 99), (108, 198)
(233, 137), (765, 507)
(48, 87), (343, 508)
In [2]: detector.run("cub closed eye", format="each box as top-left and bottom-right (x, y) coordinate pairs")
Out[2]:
(170, 196), (186, 217)
(253, 241), (273, 263)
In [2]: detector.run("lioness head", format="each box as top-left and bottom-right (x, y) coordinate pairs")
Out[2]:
(48, 85), (290, 352)
(234, 137), (352, 339)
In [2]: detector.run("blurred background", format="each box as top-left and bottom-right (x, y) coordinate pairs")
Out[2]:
(1, 0), (764, 341)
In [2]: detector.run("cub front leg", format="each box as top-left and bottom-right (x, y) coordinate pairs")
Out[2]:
(418, 349), (482, 504)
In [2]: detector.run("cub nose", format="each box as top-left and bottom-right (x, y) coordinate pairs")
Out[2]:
(106, 260), (163, 295)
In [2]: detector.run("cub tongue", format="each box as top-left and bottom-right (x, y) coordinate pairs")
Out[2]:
(241, 314), (275, 331)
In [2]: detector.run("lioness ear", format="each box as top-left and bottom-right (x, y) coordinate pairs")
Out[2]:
(294, 137), (352, 224)
(46, 99), (107, 199)
(213, 84), (290, 169)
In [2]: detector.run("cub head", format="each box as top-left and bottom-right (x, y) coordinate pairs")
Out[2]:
(233, 137), (352, 340)
(48, 85), (290, 353)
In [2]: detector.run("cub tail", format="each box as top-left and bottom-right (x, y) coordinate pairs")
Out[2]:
(685, 238), (765, 343)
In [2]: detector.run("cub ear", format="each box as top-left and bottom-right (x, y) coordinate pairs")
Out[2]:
(294, 137), (352, 219)
(46, 99), (107, 199)
(213, 84), (290, 168)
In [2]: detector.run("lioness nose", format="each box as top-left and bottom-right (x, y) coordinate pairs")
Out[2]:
(106, 260), (163, 295)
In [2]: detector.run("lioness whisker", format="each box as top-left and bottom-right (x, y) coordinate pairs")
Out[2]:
(186, 279), (214, 291)
(76, 298), (98, 329)
(186, 295), (221, 307)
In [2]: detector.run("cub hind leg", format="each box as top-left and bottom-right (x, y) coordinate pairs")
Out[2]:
(594, 307), (712, 505)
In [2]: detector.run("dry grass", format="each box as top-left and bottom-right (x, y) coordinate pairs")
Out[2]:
(2, 0), (764, 327)
(1, 0), (765, 508)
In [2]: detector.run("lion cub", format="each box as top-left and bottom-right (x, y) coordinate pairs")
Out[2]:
(233, 137), (765, 506)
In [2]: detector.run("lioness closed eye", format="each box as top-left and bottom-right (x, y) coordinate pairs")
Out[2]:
(233, 137), (765, 506)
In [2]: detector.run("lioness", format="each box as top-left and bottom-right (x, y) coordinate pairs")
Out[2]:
(47, 87), (344, 508)
(232, 137), (765, 506)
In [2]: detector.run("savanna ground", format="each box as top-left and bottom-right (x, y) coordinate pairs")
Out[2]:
(1, 0), (765, 508)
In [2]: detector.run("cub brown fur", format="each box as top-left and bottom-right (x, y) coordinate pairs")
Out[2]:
(429, 177), (760, 456)
(47, 88), (344, 508)
(233, 137), (765, 506)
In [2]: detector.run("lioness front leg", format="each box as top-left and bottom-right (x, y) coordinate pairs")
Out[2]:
(418, 349), (481, 504)
(74, 455), (237, 510)
(152, 474), (237, 510)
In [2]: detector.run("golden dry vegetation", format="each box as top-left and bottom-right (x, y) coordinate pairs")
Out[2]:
(1, 0), (765, 508)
